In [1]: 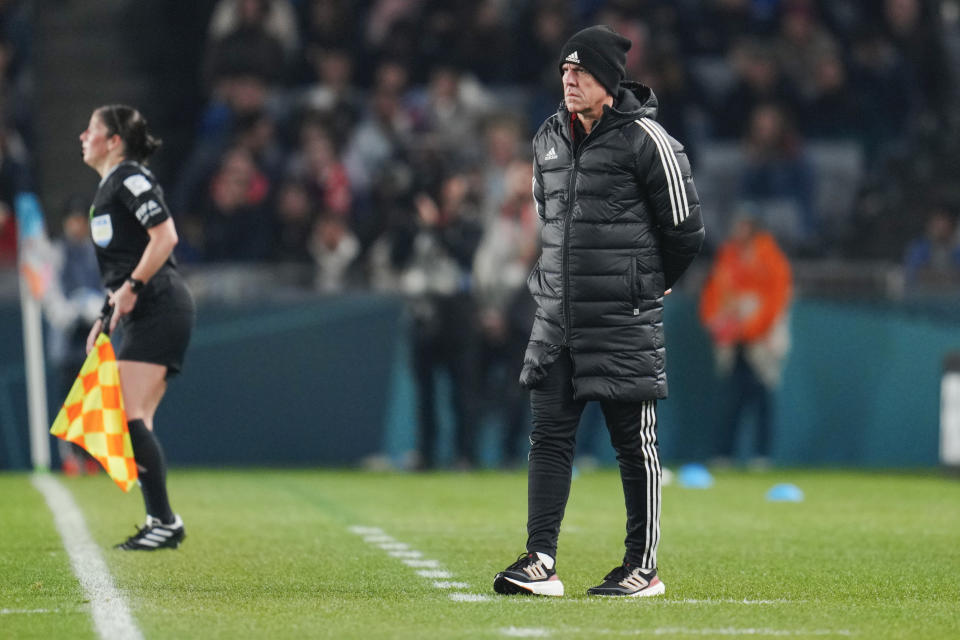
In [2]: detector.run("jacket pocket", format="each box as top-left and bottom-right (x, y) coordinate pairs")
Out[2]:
(630, 257), (639, 316)
(636, 257), (666, 300)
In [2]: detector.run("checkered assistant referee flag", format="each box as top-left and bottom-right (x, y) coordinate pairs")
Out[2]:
(50, 333), (137, 491)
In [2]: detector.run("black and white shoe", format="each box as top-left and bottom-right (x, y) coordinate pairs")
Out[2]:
(493, 552), (564, 597)
(587, 563), (665, 597)
(115, 515), (186, 551)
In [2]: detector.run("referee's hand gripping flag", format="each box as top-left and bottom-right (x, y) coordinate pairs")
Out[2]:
(50, 307), (137, 491)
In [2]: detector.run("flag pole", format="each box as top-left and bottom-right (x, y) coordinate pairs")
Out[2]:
(15, 192), (52, 471)
(20, 279), (49, 470)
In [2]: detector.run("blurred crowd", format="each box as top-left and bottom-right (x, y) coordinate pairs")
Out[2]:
(154, 0), (960, 284)
(1, 1), (960, 466)
(159, 0), (960, 468)
(0, 0), (33, 269)
(0, 0), (957, 282)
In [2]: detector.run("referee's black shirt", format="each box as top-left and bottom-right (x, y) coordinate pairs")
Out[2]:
(89, 161), (176, 290)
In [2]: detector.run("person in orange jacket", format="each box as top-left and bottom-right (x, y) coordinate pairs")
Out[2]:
(700, 214), (792, 468)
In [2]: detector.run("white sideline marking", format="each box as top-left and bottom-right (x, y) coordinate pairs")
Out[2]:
(449, 593), (490, 602)
(0, 608), (57, 615)
(350, 525), (480, 598)
(500, 628), (551, 638)
(503, 628), (853, 637)
(403, 559), (440, 568)
(31, 474), (143, 640)
(506, 597), (801, 607)
(664, 631), (850, 637)
(417, 569), (453, 579)
(364, 535), (394, 543)
(661, 599), (802, 606)
(348, 526), (383, 535)
(433, 581), (471, 589)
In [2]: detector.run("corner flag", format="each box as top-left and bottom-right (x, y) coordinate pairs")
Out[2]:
(50, 333), (137, 491)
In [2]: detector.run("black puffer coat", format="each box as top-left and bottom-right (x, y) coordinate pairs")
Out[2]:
(520, 83), (705, 401)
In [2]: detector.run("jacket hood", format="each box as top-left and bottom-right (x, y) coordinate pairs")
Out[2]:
(610, 81), (658, 120)
(557, 81), (658, 130)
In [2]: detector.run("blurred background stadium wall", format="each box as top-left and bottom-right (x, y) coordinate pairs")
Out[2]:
(2, 0), (960, 470)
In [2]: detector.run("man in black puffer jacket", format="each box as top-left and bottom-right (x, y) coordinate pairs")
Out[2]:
(494, 25), (704, 599)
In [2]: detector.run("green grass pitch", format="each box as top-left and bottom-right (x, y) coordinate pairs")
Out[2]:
(1, 468), (958, 639)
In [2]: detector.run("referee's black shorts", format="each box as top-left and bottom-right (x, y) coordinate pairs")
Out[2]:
(116, 271), (195, 377)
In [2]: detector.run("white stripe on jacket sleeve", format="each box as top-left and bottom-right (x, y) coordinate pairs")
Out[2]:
(636, 118), (690, 227)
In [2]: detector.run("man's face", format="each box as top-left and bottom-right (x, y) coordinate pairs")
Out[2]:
(562, 63), (609, 115)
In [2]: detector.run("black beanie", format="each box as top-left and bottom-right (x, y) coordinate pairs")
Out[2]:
(559, 25), (631, 97)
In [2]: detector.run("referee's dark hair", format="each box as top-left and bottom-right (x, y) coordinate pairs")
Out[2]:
(95, 104), (162, 163)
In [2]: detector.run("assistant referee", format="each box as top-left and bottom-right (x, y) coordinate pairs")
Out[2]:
(80, 104), (194, 550)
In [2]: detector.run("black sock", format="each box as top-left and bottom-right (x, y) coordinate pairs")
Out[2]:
(127, 419), (175, 524)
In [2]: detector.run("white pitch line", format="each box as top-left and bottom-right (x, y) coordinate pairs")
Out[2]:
(504, 598), (802, 607)
(350, 526), (478, 592)
(0, 608), (58, 615)
(348, 525), (487, 600)
(503, 627), (853, 637)
(348, 526), (383, 535)
(656, 599), (802, 606)
(433, 581), (471, 589)
(403, 558), (440, 568)
(364, 535), (395, 543)
(499, 628), (551, 638)
(630, 628), (853, 637)
(417, 569), (453, 579)
(31, 474), (143, 640)
(449, 593), (491, 602)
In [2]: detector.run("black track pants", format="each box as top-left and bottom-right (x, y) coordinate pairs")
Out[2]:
(526, 349), (661, 568)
